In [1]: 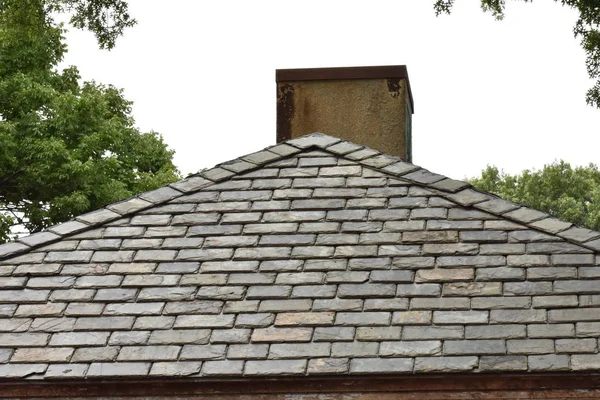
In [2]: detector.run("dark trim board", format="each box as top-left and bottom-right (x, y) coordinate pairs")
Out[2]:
(276, 66), (410, 82)
(4, 373), (600, 398)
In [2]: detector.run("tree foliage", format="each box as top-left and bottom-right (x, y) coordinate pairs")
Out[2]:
(0, 0), (180, 243)
(469, 161), (600, 231)
(4, 0), (137, 50)
(434, 0), (600, 108)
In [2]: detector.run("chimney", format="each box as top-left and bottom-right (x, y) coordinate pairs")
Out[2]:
(276, 65), (414, 162)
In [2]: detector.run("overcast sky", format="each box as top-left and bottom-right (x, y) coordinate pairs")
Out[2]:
(60, 1), (600, 181)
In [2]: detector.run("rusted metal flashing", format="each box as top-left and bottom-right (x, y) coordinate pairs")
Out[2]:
(386, 78), (402, 99)
(276, 83), (295, 142)
(4, 373), (600, 398)
(276, 65), (414, 112)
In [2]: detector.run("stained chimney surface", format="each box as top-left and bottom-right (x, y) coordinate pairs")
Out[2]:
(276, 65), (414, 162)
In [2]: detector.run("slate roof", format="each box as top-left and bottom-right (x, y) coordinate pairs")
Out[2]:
(1, 132), (600, 380)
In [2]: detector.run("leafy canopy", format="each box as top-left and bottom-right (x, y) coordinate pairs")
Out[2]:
(469, 161), (600, 231)
(0, 0), (180, 243)
(24, 0), (136, 50)
(434, 0), (600, 108)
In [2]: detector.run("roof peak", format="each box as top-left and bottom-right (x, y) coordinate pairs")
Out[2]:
(1, 132), (599, 262)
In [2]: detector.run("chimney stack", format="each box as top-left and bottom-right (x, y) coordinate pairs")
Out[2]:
(276, 65), (414, 162)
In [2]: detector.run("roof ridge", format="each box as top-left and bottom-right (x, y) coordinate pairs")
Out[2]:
(1, 132), (599, 261)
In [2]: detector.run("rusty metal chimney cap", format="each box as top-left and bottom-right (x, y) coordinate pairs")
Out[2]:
(276, 65), (414, 112)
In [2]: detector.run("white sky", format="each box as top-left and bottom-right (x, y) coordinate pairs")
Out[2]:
(60, 0), (600, 181)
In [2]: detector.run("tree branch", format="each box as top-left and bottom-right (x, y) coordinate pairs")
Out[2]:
(0, 162), (33, 192)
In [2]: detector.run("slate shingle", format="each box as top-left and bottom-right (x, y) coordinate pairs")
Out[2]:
(1, 133), (600, 380)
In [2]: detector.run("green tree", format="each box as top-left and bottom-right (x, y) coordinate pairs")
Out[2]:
(434, 0), (600, 108)
(0, 0), (180, 243)
(469, 161), (600, 231)
(13, 0), (137, 50)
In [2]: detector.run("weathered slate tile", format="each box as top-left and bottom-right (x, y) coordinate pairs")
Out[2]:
(356, 326), (401, 341)
(308, 358), (349, 374)
(75, 275), (123, 288)
(196, 286), (245, 300)
(364, 298), (409, 311)
(94, 289), (138, 302)
(49, 332), (109, 346)
(104, 302), (163, 316)
(414, 356), (477, 372)
(149, 330), (210, 345)
(556, 338), (597, 354)
(275, 312), (334, 326)
(13, 264), (61, 276)
(550, 308), (600, 323)
(479, 356), (527, 371)
(529, 354), (570, 371)
(15, 303), (66, 317)
(338, 284), (395, 298)
(228, 344), (269, 359)
(117, 346), (180, 361)
(30, 317), (76, 332)
(138, 287), (196, 301)
(45, 363), (89, 378)
(179, 345), (226, 360)
(433, 311), (488, 325)
(313, 327), (355, 342)
(138, 187), (181, 203)
(150, 361), (202, 377)
(269, 343), (330, 359)
(572, 354), (600, 370)
(123, 275), (180, 287)
(350, 358), (413, 374)
(174, 315), (235, 329)
(532, 296), (578, 309)
(443, 282), (501, 297)
(74, 316), (134, 331)
(335, 312), (390, 326)
(133, 316), (175, 330)
(0, 333), (49, 347)
(444, 340), (505, 355)
(109, 331), (150, 346)
(251, 327), (313, 342)
(50, 289), (94, 302)
(332, 342), (378, 357)
(210, 329), (251, 344)
(87, 362), (150, 377)
(45, 251), (92, 263)
(164, 301), (223, 315)
(380, 341), (441, 357)
(245, 359), (307, 375)
(528, 324), (574, 338)
(403, 326), (463, 340)
(0, 363), (48, 378)
(490, 310), (546, 324)
(12, 347), (74, 363)
(466, 325), (526, 340)
(0, 318), (33, 332)
(411, 298), (470, 311)
(313, 299), (362, 312)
